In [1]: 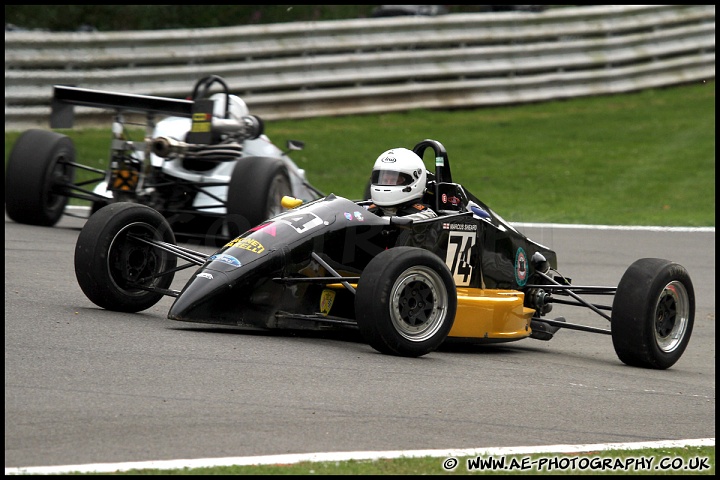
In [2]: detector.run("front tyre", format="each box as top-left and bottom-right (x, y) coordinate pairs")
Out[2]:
(226, 156), (292, 236)
(74, 203), (177, 312)
(5, 129), (76, 226)
(355, 247), (457, 357)
(611, 258), (695, 369)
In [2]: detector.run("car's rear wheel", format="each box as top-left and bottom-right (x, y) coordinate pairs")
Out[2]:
(226, 156), (292, 236)
(75, 203), (177, 312)
(355, 247), (457, 357)
(5, 129), (76, 226)
(611, 258), (695, 369)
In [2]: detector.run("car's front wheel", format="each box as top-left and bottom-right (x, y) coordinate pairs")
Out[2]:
(75, 203), (177, 312)
(355, 247), (457, 357)
(611, 258), (695, 369)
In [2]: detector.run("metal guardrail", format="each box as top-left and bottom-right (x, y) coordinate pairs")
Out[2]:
(4, 5), (715, 130)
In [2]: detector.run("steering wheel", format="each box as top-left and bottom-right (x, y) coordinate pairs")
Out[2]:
(190, 75), (231, 119)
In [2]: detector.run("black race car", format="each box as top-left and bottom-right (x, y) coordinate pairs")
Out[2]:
(73, 139), (695, 369)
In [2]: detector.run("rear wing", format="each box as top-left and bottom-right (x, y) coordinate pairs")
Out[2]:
(51, 85), (194, 128)
(50, 85), (261, 143)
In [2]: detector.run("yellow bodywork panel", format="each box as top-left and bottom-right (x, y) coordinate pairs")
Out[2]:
(281, 196), (304, 209)
(322, 284), (533, 342)
(449, 288), (534, 341)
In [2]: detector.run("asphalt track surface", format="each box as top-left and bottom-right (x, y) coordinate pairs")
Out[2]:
(4, 211), (715, 472)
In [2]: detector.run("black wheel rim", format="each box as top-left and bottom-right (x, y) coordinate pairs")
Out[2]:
(107, 222), (169, 295)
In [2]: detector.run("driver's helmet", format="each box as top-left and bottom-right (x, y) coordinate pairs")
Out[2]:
(210, 93), (249, 119)
(370, 148), (427, 207)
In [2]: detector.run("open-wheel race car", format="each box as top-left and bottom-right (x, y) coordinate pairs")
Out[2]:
(5, 75), (323, 243)
(73, 139), (695, 369)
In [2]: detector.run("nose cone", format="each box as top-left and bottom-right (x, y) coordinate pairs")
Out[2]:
(168, 268), (234, 324)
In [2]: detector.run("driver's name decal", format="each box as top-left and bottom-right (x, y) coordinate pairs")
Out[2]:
(442, 222), (477, 231)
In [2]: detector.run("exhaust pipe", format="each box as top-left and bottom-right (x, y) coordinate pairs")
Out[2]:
(151, 114), (264, 158)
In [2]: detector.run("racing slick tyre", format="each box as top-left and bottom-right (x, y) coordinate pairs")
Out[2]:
(74, 203), (177, 313)
(226, 156), (292, 236)
(91, 200), (110, 215)
(5, 129), (76, 226)
(355, 247), (457, 357)
(611, 258), (695, 370)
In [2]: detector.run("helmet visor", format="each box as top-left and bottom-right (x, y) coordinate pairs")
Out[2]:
(371, 169), (414, 186)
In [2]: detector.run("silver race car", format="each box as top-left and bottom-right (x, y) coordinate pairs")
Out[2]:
(5, 75), (323, 244)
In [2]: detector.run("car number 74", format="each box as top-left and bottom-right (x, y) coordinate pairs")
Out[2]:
(446, 231), (475, 286)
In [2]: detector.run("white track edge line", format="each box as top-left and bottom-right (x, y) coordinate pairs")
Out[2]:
(5, 437), (715, 475)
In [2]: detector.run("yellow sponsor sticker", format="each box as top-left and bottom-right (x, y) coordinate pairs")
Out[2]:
(320, 289), (335, 316)
(224, 237), (241, 248)
(236, 238), (264, 253)
(190, 122), (211, 133)
(224, 237), (265, 253)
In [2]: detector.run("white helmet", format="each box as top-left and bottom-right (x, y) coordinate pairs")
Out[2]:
(370, 148), (427, 207)
(209, 93), (249, 119)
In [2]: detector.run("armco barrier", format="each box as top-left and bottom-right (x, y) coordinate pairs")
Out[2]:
(4, 5), (715, 130)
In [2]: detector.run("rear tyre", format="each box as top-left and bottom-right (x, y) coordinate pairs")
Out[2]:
(5, 129), (76, 226)
(75, 203), (177, 312)
(611, 258), (695, 369)
(226, 156), (292, 236)
(91, 200), (110, 215)
(355, 247), (457, 357)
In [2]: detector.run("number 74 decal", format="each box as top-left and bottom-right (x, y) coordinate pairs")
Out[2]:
(445, 231), (475, 286)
